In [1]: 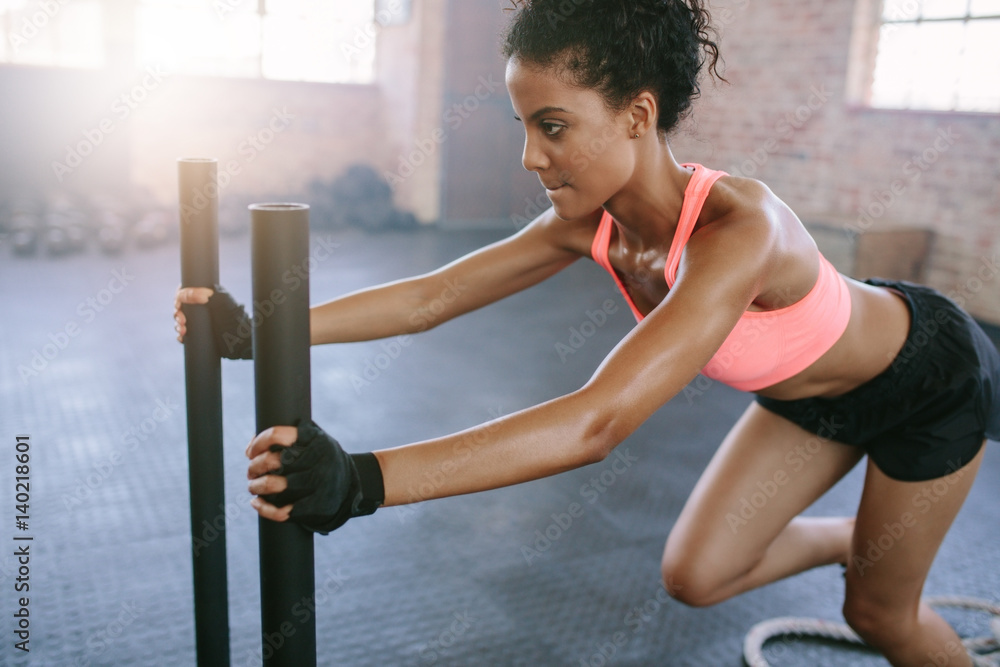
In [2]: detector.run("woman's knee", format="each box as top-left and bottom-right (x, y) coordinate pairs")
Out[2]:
(841, 590), (915, 649)
(660, 546), (730, 608)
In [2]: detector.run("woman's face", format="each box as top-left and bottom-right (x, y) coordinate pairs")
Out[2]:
(505, 57), (638, 220)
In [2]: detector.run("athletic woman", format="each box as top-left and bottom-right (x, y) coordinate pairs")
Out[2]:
(174, 1), (1000, 664)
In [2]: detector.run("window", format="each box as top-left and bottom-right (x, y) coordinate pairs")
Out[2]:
(0, 0), (105, 68)
(0, 0), (381, 82)
(870, 0), (1000, 112)
(136, 0), (378, 84)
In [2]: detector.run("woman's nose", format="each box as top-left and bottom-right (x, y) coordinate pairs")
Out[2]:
(521, 133), (549, 173)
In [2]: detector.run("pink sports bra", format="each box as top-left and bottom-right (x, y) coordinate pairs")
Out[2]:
(590, 163), (852, 392)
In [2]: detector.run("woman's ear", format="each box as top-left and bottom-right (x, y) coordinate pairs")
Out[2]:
(628, 91), (658, 139)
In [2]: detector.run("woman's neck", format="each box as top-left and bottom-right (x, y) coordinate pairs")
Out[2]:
(602, 142), (695, 251)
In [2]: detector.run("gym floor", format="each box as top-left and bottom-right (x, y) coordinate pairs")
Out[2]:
(2, 226), (998, 666)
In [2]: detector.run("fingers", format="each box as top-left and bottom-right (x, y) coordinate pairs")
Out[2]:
(247, 425), (297, 522)
(247, 449), (283, 480)
(174, 315), (186, 342)
(250, 496), (292, 522)
(173, 290), (186, 342)
(248, 470), (287, 495)
(176, 286), (214, 304)
(173, 286), (213, 343)
(246, 425), (299, 459)
(245, 426), (297, 520)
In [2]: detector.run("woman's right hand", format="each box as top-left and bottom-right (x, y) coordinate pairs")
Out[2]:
(174, 285), (214, 343)
(175, 285), (254, 359)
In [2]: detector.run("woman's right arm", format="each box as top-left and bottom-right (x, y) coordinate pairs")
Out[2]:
(308, 208), (597, 345)
(174, 207), (599, 346)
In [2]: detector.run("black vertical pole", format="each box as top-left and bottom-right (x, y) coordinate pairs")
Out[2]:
(250, 203), (317, 667)
(178, 158), (231, 666)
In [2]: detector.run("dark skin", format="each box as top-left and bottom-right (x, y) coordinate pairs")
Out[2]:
(175, 57), (978, 666)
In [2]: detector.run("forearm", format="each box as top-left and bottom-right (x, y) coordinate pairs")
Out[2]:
(310, 279), (431, 345)
(372, 390), (613, 507)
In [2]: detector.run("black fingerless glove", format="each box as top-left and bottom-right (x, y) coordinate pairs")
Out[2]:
(262, 420), (385, 535)
(205, 284), (253, 360)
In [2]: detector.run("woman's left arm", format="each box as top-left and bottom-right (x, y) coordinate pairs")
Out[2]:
(248, 213), (775, 518)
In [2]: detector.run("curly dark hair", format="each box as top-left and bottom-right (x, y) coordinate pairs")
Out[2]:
(502, 0), (725, 136)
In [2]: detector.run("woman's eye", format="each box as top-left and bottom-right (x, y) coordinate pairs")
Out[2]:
(541, 122), (565, 136)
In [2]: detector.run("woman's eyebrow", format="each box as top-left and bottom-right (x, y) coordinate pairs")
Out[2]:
(513, 106), (574, 122)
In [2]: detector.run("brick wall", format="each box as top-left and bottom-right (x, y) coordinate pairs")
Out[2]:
(669, 0), (1000, 323)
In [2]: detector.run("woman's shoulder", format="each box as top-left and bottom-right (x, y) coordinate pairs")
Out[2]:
(706, 172), (775, 222)
(683, 172), (802, 275)
(697, 172), (793, 243)
(692, 171), (821, 306)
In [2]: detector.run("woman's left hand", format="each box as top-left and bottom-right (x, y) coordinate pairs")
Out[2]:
(245, 420), (373, 535)
(246, 425), (298, 522)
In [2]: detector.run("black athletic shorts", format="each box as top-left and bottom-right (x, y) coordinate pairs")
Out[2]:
(755, 278), (1000, 482)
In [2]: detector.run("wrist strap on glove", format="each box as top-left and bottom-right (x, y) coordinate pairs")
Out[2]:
(349, 452), (384, 517)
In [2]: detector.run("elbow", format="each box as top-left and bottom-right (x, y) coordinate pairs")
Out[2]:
(405, 276), (456, 334)
(576, 395), (627, 465)
(402, 286), (439, 335)
(404, 305), (438, 335)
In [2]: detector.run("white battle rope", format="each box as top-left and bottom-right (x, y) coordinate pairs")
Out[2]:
(743, 596), (1000, 667)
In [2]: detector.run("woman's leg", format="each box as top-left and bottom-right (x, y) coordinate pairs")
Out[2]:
(842, 443), (985, 667)
(662, 401), (864, 606)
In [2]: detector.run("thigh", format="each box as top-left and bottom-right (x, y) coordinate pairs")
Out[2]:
(664, 401), (864, 572)
(845, 442), (985, 611)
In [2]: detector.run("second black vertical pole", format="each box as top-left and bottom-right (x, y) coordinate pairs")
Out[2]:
(250, 203), (317, 667)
